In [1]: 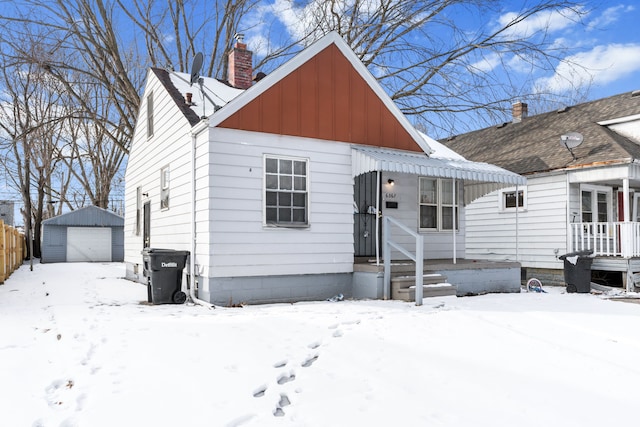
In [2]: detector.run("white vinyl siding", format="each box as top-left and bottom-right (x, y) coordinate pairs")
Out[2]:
(202, 128), (353, 278)
(465, 173), (568, 269)
(124, 71), (193, 266)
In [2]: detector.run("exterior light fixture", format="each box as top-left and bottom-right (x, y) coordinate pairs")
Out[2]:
(387, 179), (395, 185)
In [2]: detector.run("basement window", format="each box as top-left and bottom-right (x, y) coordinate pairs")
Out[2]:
(264, 155), (308, 227)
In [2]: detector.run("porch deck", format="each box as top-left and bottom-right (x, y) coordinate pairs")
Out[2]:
(352, 258), (522, 298)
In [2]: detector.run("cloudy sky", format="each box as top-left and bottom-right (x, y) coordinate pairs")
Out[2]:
(245, 0), (640, 101)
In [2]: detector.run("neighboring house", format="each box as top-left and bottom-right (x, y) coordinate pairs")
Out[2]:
(443, 92), (640, 290)
(41, 206), (124, 263)
(0, 200), (14, 226)
(124, 32), (524, 305)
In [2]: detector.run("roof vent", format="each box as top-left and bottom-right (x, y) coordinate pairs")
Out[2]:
(632, 90), (640, 97)
(557, 106), (569, 113)
(496, 122), (508, 129)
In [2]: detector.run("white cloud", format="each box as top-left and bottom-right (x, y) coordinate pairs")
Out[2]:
(269, 0), (309, 41)
(497, 6), (585, 39)
(535, 43), (640, 93)
(469, 52), (502, 73)
(587, 4), (635, 30)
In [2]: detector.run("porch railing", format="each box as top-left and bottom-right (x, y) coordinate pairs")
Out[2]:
(383, 216), (424, 306)
(569, 222), (640, 258)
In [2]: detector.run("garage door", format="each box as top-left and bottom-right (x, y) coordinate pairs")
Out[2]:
(67, 227), (112, 262)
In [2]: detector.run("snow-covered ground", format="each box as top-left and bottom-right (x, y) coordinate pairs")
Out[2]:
(1, 262), (640, 427)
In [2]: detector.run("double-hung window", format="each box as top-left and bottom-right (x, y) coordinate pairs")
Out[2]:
(419, 177), (458, 231)
(580, 184), (611, 223)
(265, 155), (308, 226)
(160, 165), (170, 210)
(147, 91), (154, 138)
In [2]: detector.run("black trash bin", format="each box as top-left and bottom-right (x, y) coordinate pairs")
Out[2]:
(558, 250), (593, 293)
(141, 248), (190, 304)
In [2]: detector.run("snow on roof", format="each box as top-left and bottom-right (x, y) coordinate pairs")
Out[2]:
(417, 130), (465, 160)
(168, 71), (244, 118)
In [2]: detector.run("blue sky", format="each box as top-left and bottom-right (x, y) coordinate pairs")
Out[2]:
(244, 0), (640, 104)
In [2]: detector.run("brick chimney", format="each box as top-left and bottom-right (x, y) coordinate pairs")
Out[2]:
(512, 101), (528, 123)
(228, 34), (253, 90)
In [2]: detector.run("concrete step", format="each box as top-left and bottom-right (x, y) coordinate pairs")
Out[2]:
(392, 273), (447, 287)
(391, 273), (455, 300)
(392, 283), (458, 301)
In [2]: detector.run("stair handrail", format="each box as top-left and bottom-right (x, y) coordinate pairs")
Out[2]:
(383, 216), (424, 306)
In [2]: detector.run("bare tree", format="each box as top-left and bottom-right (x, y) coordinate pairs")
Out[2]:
(0, 0), (594, 225)
(0, 46), (72, 257)
(269, 0), (590, 135)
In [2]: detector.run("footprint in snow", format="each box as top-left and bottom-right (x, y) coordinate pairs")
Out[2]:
(252, 385), (267, 398)
(277, 371), (296, 385)
(273, 359), (287, 368)
(301, 354), (319, 368)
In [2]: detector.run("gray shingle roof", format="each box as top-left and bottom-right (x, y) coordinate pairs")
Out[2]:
(442, 91), (640, 175)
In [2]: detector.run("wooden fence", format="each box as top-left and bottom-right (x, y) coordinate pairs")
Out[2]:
(1, 220), (25, 283)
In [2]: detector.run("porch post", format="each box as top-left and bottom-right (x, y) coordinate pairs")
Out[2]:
(452, 178), (457, 264)
(623, 178), (630, 258)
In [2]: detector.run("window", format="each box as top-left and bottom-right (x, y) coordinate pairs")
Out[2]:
(419, 178), (459, 231)
(135, 186), (141, 235)
(499, 187), (527, 211)
(580, 185), (611, 223)
(147, 91), (154, 138)
(265, 155), (308, 226)
(160, 165), (169, 210)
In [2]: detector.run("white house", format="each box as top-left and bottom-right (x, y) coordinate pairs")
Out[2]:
(124, 32), (525, 305)
(444, 93), (640, 291)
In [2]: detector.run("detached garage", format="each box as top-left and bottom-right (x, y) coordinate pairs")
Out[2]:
(41, 206), (124, 263)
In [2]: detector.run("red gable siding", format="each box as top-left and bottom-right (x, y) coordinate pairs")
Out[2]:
(218, 44), (423, 152)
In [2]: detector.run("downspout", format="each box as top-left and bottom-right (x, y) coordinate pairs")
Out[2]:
(375, 170), (381, 266)
(190, 118), (213, 308)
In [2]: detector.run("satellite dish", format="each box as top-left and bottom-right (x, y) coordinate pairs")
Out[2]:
(560, 131), (583, 160)
(560, 132), (583, 149)
(190, 52), (203, 86)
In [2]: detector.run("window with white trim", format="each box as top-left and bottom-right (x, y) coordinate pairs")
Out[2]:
(135, 186), (141, 235)
(580, 184), (611, 223)
(147, 91), (154, 138)
(265, 155), (308, 226)
(160, 165), (170, 210)
(499, 187), (527, 211)
(419, 177), (458, 231)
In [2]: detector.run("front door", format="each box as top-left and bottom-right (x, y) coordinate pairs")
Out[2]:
(354, 172), (380, 257)
(143, 201), (151, 248)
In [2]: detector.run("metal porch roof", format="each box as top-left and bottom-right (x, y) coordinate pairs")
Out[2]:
(352, 145), (527, 205)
